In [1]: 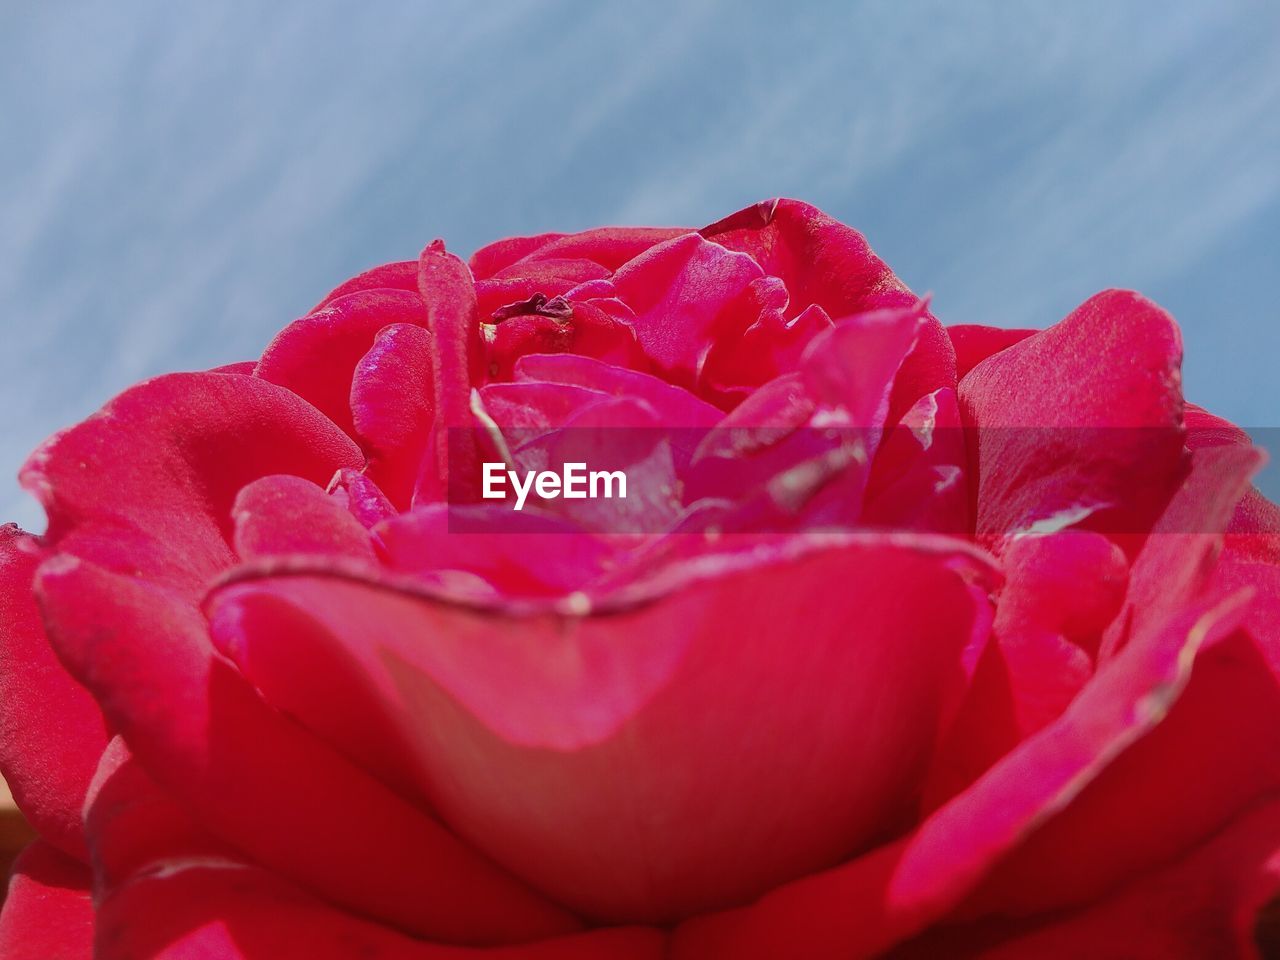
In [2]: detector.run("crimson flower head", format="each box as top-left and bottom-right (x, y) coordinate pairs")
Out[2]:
(2, 199), (1279, 959)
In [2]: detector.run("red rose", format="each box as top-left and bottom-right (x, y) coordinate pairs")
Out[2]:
(2, 199), (1279, 958)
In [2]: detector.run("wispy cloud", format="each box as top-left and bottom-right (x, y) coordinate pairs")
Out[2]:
(2, 0), (1277, 528)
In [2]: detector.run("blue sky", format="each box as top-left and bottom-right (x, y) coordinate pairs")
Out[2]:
(2, 1), (1278, 529)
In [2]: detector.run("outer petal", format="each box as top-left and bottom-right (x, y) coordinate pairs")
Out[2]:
(947, 324), (1035, 380)
(469, 232), (568, 279)
(608, 233), (764, 386)
(255, 288), (427, 438)
(417, 241), (483, 503)
(20, 372), (363, 599)
(911, 627), (1280, 953)
(891, 799), (1280, 959)
(489, 226), (687, 274)
(958, 290), (1187, 542)
(1099, 441), (1262, 658)
(83, 738), (652, 960)
(350, 322), (435, 508)
(1183, 403), (1280, 564)
(97, 867), (663, 960)
(0, 526), (108, 860)
(312, 260), (419, 311)
(924, 531), (1128, 807)
(37, 556), (579, 946)
(231, 475), (377, 564)
(670, 592), (1252, 958)
(0, 841), (93, 960)
(862, 388), (969, 534)
(377, 505), (611, 597)
(701, 200), (953, 419)
(209, 534), (993, 923)
(700, 199), (915, 319)
(513, 354), (723, 428)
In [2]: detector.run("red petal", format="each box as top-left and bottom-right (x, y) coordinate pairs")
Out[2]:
(514, 354), (723, 427)
(671, 592), (1251, 958)
(924, 531), (1127, 807)
(947, 324), (1036, 379)
(609, 233), (764, 385)
(0, 841), (93, 960)
(469, 232), (568, 279)
(96, 866), (663, 960)
(84, 736), (236, 894)
(85, 739), (657, 959)
(951, 625), (1280, 924)
(376, 505), (611, 596)
(486, 314), (576, 381)
(0, 527), (107, 861)
(1184, 403), (1280, 564)
(21, 372), (362, 599)
(37, 557), (579, 945)
(893, 799), (1280, 959)
(504, 226), (688, 272)
(312, 260), (419, 311)
(477, 381), (610, 434)
(211, 360), (257, 375)
(862, 388), (969, 534)
(958, 290), (1187, 542)
(350, 322), (435, 508)
(1099, 442), (1262, 659)
(700, 199), (916, 319)
(256, 288), (427, 437)
(208, 535), (992, 923)
(232, 475), (376, 563)
(417, 241), (482, 502)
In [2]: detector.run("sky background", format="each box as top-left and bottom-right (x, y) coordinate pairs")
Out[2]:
(2, 1), (1278, 529)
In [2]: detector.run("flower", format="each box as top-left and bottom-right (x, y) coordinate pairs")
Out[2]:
(2, 199), (1279, 959)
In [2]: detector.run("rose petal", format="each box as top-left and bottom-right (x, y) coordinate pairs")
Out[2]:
(514, 354), (723, 428)
(700, 199), (914, 319)
(329, 467), (398, 530)
(947, 324), (1036, 380)
(417, 241), (483, 503)
(469, 232), (568, 279)
(208, 534), (991, 923)
(923, 530), (1128, 807)
(83, 736), (238, 897)
(1099, 442), (1262, 659)
(20, 372), (363, 599)
(0, 527), (107, 861)
(256, 289), (427, 436)
(37, 556), (579, 945)
(85, 738), (652, 959)
(211, 360), (257, 375)
(0, 841), (93, 960)
(313, 260), (419, 310)
(608, 233), (764, 385)
(350, 322), (435, 507)
(958, 290), (1188, 542)
(862, 388), (968, 534)
(951, 625), (1280, 924)
(232, 475), (377, 564)
(504, 226), (688, 273)
(670, 591), (1251, 958)
(891, 799), (1280, 959)
(1184, 403), (1280, 564)
(97, 866), (663, 960)
(377, 505), (611, 596)
(477, 381), (611, 435)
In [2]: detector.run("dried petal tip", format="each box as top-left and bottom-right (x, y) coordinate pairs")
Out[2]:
(491, 293), (575, 322)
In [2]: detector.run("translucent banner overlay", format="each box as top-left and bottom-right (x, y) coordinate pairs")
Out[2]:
(441, 425), (1280, 536)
